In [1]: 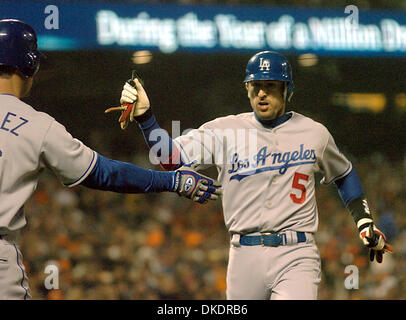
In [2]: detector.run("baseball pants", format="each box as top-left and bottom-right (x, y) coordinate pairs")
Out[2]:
(226, 232), (321, 300)
(0, 233), (31, 299)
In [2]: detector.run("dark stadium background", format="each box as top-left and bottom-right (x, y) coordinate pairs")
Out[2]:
(28, 51), (406, 160)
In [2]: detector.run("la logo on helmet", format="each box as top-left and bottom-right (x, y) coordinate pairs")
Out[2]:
(259, 58), (270, 71)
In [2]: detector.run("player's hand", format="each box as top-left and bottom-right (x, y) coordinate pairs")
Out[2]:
(359, 223), (393, 263)
(105, 78), (150, 130)
(122, 78), (150, 117)
(172, 164), (222, 204)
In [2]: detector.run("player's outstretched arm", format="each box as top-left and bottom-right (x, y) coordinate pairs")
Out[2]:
(335, 168), (393, 263)
(80, 154), (221, 204)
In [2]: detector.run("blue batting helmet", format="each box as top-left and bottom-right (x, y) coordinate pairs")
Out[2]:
(244, 51), (294, 102)
(0, 19), (43, 78)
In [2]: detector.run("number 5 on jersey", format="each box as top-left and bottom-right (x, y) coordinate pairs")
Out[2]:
(290, 172), (309, 204)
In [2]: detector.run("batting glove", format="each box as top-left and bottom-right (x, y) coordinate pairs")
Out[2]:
(359, 223), (393, 263)
(105, 78), (150, 130)
(173, 165), (222, 204)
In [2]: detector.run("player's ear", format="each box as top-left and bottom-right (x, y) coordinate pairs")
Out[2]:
(245, 82), (249, 96)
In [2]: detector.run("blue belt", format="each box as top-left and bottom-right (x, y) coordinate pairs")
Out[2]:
(240, 232), (306, 246)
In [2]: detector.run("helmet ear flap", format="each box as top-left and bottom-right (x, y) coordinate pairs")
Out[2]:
(283, 82), (294, 103)
(287, 82), (294, 102)
(283, 83), (288, 102)
(287, 91), (293, 102)
(21, 51), (40, 78)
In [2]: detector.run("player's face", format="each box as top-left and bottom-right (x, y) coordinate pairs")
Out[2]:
(246, 80), (285, 120)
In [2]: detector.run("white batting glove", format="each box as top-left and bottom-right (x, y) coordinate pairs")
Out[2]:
(105, 78), (150, 130)
(120, 82), (137, 104)
(359, 223), (393, 263)
(122, 79), (150, 119)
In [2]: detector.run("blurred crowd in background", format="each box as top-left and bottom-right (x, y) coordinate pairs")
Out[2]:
(20, 142), (405, 299)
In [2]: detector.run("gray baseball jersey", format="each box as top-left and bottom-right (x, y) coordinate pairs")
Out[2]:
(174, 111), (351, 299)
(0, 94), (97, 299)
(175, 111), (351, 234)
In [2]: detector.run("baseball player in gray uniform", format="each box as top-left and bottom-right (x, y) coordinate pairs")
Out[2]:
(112, 51), (393, 300)
(0, 19), (221, 300)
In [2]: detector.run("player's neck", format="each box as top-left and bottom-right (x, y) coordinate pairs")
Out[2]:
(0, 74), (28, 98)
(254, 112), (292, 128)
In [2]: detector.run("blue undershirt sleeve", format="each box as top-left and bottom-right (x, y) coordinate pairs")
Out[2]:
(138, 113), (163, 151)
(334, 167), (365, 206)
(81, 154), (175, 193)
(136, 110), (185, 170)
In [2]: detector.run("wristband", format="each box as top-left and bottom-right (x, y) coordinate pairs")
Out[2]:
(346, 197), (373, 231)
(134, 107), (153, 124)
